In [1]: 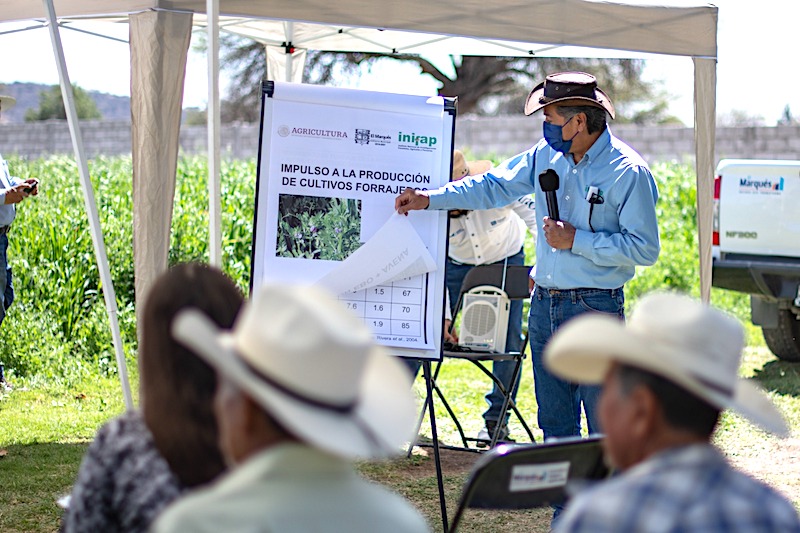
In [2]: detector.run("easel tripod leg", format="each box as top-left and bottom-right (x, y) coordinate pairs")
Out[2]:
(423, 361), (449, 533)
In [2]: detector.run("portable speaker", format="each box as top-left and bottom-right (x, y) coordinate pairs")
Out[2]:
(459, 285), (510, 352)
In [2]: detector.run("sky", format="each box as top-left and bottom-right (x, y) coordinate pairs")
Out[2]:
(0, 1), (797, 126)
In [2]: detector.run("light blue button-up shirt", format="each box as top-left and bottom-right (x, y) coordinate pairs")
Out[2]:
(0, 153), (19, 227)
(0, 155), (20, 227)
(428, 127), (660, 289)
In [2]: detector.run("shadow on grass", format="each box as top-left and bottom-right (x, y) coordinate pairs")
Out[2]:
(1, 441), (554, 533)
(0, 442), (88, 533)
(753, 360), (800, 397)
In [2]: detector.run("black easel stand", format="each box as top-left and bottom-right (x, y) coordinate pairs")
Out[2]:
(422, 360), (448, 533)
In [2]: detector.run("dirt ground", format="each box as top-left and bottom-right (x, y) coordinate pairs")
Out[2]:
(728, 437), (800, 503)
(378, 444), (554, 532)
(399, 438), (800, 494)
(405, 445), (483, 474)
(359, 436), (800, 533)
(402, 436), (800, 493)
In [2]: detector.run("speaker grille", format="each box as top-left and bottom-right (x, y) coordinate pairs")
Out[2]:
(463, 302), (498, 337)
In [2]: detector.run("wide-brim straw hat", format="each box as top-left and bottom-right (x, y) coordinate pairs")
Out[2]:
(452, 149), (492, 181)
(0, 95), (16, 111)
(524, 71), (615, 119)
(172, 283), (418, 459)
(544, 292), (788, 436)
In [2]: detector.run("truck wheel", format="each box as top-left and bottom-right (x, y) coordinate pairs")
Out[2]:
(762, 310), (800, 362)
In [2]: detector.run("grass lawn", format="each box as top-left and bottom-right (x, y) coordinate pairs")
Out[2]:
(0, 374), (133, 533)
(1, 337), (799, 533)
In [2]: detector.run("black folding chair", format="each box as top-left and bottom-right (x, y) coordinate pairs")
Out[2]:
(414, 263), (536, 452)
(448, 435), (610, 532)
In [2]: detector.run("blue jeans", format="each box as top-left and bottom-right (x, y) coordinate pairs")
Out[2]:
(529, 286), (624, 439)
(404, 249), (526, 425)
(0, 234), (13, 326)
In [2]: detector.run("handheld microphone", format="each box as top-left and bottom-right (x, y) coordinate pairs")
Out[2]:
(538, 169), (560, 221)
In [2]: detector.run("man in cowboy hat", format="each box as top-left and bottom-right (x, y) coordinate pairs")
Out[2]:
(153, 284), (429, 533)
(396, 72), (660, 442)
(545, 292), (800, 532)
(0, 94), (39, 331)
(407, 149), (536, 446)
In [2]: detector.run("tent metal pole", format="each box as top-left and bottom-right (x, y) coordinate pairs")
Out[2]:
(285, 22), (294, 81)
(206, 0), (222, 267)
(41, 0), (133, 409)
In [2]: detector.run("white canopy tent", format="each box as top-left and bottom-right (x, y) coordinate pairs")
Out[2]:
(0, 1), (717, 405)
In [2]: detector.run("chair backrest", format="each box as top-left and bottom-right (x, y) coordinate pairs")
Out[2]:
(448, 435), (610, 532)
(458, 264), (532, 301)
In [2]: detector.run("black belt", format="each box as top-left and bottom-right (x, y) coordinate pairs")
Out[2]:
(0, 226), (9, 235)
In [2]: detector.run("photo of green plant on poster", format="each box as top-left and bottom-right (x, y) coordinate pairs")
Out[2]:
(276, 194), (362, 260)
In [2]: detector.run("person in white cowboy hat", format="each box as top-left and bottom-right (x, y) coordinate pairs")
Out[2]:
(0, 94), (39, 332)
(152, 283), (429, 533)
(406, 149), (536, 446)
(545, 292), (800, 533)
(395, 72), (659, 447)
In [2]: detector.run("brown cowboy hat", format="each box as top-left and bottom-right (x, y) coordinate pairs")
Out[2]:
(451, 149), (492, 181)
(524, 71), (615, 119)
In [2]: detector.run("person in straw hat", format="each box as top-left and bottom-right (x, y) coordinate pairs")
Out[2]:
(0, 94), (39, 333)
(545, 292), (800, 532)
(153, 283), (429, 533)
(406, 149), (536, 447)
(395, 72), (659, 445)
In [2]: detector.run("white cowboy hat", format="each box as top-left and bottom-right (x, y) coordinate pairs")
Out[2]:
(544, 292), (788, 436)
(172, 283), (418, 459)
(0, 95), (16, 111)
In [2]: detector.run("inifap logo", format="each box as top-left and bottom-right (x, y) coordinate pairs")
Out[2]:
(397, 131), (438, 152)
(738, 176), (784, 194)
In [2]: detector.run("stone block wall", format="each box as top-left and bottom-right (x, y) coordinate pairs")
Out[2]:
(2, 117), (800, 165)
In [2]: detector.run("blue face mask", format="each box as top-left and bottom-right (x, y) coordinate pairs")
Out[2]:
(543, 116), (578, 155)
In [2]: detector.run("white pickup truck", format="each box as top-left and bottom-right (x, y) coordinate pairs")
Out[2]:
(713, 159), (800, 361)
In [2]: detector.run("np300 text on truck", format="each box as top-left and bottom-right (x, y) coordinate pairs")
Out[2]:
(712, 159), (800, 361)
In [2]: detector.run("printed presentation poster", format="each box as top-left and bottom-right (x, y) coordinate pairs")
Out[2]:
(251, 82), (454, 360)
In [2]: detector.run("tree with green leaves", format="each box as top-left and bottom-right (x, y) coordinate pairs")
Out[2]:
(217, 35), (681, 125)
(24, 84), (101, 121)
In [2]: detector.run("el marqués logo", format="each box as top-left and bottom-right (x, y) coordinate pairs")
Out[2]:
(738, 176), (785, 194)
(354, 128), (392, 146)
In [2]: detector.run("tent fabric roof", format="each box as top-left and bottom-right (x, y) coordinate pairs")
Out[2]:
(199, 17), (665, 59)
(1, 0), (718, 58)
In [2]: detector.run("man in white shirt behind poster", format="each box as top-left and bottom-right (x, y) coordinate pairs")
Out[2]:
(431, 150), (536, 445)
(448, 150), (536, 444)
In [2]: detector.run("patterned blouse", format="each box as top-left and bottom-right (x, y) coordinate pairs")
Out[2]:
(60, 410), (184, 533)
